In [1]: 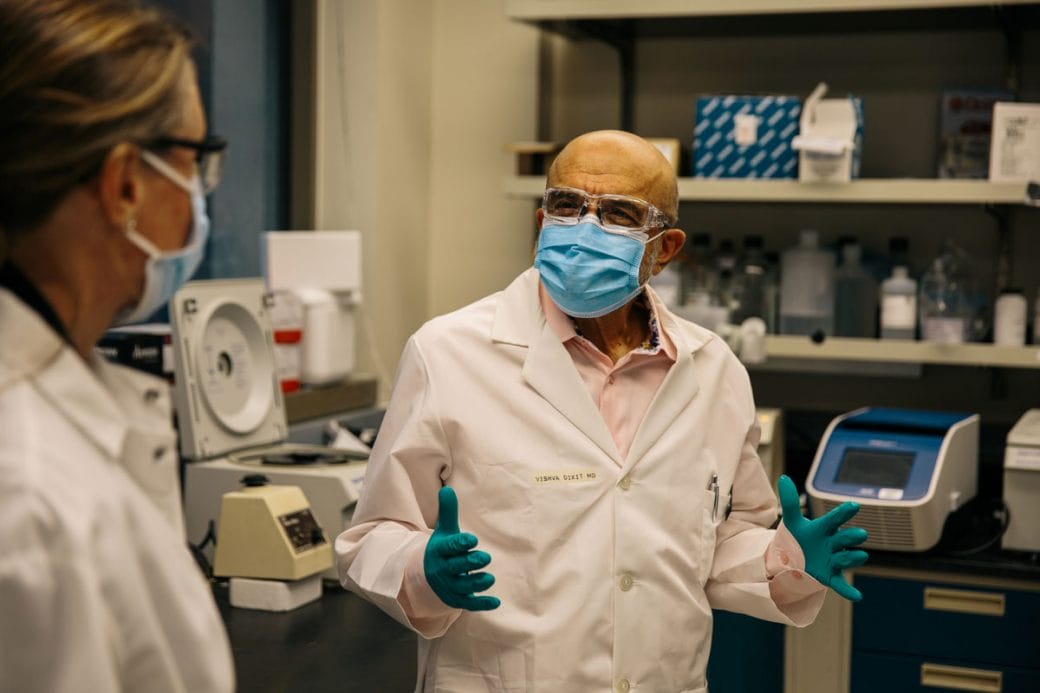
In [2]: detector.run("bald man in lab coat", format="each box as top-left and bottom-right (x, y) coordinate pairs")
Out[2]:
(337, 130), (865, 692)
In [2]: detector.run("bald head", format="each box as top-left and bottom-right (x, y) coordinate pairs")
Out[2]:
(547, 130), (678, 225)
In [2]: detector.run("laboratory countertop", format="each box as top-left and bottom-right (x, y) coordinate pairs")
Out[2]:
(213, 581), (417, 693)
(865, 546), (1040, 584)
(212, 548), (1039, 692)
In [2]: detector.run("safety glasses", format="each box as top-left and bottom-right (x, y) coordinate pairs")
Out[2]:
(148, 135), (227, 194)
(542, 186), (674, 239)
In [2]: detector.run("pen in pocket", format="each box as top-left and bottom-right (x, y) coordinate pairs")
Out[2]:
(708, 473), (719, 520)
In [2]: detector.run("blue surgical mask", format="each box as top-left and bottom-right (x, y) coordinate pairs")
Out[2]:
(534, 217), (660, 319)
(114, 151), (210, 325)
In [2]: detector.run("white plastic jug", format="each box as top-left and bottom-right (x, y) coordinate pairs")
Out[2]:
(779, 230), (835, 336)
(292, 287), (358, 386)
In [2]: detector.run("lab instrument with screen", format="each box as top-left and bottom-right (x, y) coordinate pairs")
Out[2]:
(807, 407), (979, 551)
(836, 449), (914, 488)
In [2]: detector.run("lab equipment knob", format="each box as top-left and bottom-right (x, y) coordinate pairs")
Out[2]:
(240, 474), (270, 487)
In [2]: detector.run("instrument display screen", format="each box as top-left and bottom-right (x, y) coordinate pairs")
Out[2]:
(836, 448), (915, 489)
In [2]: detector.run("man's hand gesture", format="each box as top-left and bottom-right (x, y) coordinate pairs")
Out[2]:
(423, 486), (500, 611)
(778, 475), (869, 601)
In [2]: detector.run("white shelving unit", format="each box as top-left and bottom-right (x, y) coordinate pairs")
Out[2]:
(504, 176), (1032, 205)
(763, 335), (1040, 369)
(506, 1), (1040, 374)
(508, 0), (1037, 20)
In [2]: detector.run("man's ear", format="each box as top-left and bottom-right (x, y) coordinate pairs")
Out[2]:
(654, 228), (687, 272)
(531, 208), (546, 259)
(95, 143), (143, 232)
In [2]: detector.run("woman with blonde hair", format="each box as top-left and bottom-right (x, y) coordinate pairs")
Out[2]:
(0, 0), (233, 689)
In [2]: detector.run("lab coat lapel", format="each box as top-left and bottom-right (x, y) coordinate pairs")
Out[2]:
(0, 289), (125, 458)
(523, 321), (621, 464)
(492, 269), (621, 464)
(623, 310), (703, 472)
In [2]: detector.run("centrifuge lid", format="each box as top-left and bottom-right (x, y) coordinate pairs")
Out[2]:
(170, 278), (288, 460)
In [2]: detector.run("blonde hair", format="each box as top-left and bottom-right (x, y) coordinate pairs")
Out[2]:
(0, 0), (193, 234)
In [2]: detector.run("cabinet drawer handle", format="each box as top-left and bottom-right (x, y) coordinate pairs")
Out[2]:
(921, 663), (1002, 692)
(923, 586), (1005, 617)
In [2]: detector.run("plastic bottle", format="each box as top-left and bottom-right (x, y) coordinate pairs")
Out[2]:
(834, 242), (879, 338)
(994, 289), (1027, 346)
(764, 251), (781, 334)
(731, 235), (774, 331)
(714, 239), (738, 312)
(919, 240), (975, 344)
(270, 290), (304, 393)
(779, 229), (835, 336)
(835, 235), (857, 265)
(880, 266), (917, 340)
(1034, 288), (1040, 345)
(888, 236), (910, 274)
(681, 232), (716, 307)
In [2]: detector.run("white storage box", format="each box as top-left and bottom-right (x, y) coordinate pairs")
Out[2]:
(263, 231), (363, 386)
(989, 102), (1040, 183)
(792, 82), (863, 183)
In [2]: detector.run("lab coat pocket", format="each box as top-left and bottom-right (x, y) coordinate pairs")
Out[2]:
(476, 461), (536, 570)
(697, 487), (718, 584)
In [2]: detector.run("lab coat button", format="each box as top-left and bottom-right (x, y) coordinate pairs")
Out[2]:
(607, 376), (615, 385)
(616, 677), (631, 693)
(618, 475), (632, 491)
(619, 573), (634, 591)
(153, 447), (166, 460)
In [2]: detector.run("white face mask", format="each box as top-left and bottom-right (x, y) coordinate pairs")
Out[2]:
(113, 151), (210, 325)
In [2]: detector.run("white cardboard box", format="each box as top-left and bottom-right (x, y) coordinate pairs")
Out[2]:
(989, 102), (1040, 182)
(792, 83), (863, 183)
(264, 230), (362, 293)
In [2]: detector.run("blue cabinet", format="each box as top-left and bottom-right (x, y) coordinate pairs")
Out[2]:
(850, 573), (1040, 693)
(853, 651), (1040, 693)
(707, 610), (784, 693)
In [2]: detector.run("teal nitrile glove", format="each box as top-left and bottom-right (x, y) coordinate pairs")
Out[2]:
(423, 486), (501, 611)
(777, 474), (869, 602)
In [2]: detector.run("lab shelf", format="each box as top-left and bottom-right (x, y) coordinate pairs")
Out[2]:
(763, 335), (1040, 369)
(507, 0), (1038, 21)
(504, 176), (1033, 205)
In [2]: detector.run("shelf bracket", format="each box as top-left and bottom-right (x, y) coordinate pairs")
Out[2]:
(992, 5), (1023, 97)
(984, 203), (1013, 295)
(567, 19), (636, 132)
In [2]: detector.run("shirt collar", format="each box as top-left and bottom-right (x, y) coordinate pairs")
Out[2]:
(538, 280), (677, 360)
(0, 262), (70, 343)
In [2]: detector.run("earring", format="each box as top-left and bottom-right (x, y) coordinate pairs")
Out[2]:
(126, 218), (137, 235)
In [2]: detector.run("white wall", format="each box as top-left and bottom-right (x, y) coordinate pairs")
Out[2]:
(312, 0), (540, 397)
(428, 0), (541, 316)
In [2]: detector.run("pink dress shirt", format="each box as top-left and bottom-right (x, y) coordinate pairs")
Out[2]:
(537, 282), (824, 613)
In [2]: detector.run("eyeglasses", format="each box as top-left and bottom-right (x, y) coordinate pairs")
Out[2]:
(542, 186), (674, 238)
(148, 135), (227, 194)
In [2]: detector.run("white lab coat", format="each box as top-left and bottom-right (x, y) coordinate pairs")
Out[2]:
(0, 288), (234, 693)
(337, 268), (820, 693)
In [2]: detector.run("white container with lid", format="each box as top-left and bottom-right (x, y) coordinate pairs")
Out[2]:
(880, 266), (917, 340)
(779, 229), (835, 337)
(994, 289), (1027, 346)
